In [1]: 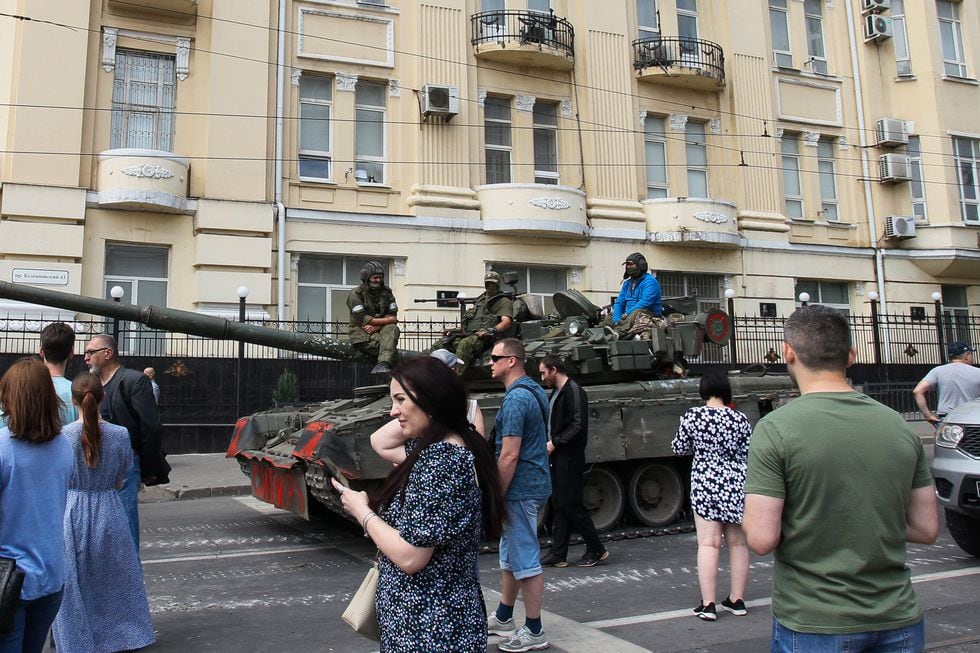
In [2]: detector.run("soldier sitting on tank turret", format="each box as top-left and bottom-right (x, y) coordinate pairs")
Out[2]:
(347, 261), (400, 375)
(438, 271), (515, 373)
(609, 252), (663, 338)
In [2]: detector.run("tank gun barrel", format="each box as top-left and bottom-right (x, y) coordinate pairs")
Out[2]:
(0, 281), (418, 361)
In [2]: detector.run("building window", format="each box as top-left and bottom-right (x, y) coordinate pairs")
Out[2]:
(677, 0), (699, 56)
(781, 135), (804, 219)
(296, 256), (389, 328)
(488, 263), (567, 315)
(533, 102), (559, 185)
(803, 0), (827, 74)
(795, 280), (849, 313)
(938, 1), (967, 78)
(953, 137), (979, 223)
(355, 80), (386, 184)
(104, 244), (169, 355)
(110, 50), (176, 151)
(644, 115), (669, 199)
(637, 0), (659, 39)
(908, 136), (928, 221)
(892, 0), (913, 77)
(769, 0), (793, 68)
(298, 75), (332, 181)
(484, 96), (512, 185)
(817, 138), (838, 220)
(528, 0), (551, 13)
(658, 272), (723, 313)
(685, 121), (707, 198)
(941, 285), (971, 346)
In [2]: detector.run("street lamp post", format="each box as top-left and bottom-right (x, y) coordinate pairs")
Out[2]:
(868, 291), (882, 373)
(110, 285), (124, 344)
(724, 288), (737, 367)
(236, 286), (250, 417)
(932, 291), (945, 365)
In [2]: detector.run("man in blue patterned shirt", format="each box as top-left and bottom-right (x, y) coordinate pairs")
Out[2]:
(487, 338), (552, 652)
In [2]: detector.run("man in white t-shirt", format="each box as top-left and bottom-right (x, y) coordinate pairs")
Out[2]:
(913, 341), (980, 424)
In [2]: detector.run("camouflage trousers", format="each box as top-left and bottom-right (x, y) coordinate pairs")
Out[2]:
(606, 310), (662, 339)
(452, 334), (491, 371)
(353, 324), (400, 364)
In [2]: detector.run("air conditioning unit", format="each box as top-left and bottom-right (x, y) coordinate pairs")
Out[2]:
(884, 215), (916, 239)
(864, 14), (893, 41)
(876, 117), (908, 148)
(879, 153), (910, 183)
(421, 84), (460, 119)
(861, 0), (890, 13)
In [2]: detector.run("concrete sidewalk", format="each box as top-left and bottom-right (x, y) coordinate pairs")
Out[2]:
(140, 420), (938, 504)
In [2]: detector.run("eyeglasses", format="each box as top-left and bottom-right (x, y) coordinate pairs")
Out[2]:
(489, 354), (517, 363)
(83, 347), (110, 357)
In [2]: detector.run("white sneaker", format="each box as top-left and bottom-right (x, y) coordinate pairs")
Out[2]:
(497, 626), (550, 652)
(487, 613), (517, 637)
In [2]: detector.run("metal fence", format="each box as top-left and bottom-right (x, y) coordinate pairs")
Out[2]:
(0, 310), (973, 366)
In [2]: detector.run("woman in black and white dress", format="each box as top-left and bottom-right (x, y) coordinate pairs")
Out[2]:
(672, 369), (752, 622)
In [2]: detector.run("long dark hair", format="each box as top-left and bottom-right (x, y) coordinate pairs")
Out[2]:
(0, 357), (62, 443)
(71, 372), (104, 468)
(371, 357), (505, 540)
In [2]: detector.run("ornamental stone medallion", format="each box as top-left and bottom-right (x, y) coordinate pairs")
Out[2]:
(122, 164), (175, 180)
(529, 197), (570, 210)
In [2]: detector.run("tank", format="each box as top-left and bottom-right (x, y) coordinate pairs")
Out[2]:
(0, 280), (797, 530)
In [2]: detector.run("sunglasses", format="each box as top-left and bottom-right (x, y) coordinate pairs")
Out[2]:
(489, 354), (517, 363)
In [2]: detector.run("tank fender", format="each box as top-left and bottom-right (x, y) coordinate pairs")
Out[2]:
(226, 417), (263, 458)
(292, 421), (361, 480)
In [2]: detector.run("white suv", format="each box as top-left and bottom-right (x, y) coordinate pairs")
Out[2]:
(931, 399), (980, 556)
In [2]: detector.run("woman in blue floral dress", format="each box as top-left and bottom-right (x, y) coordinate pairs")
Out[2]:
(671, 369), (752, 622)
(334, 357), (505, 652)
(52, 372), (155, 653)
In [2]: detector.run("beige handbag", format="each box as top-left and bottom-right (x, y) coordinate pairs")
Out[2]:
(342, 561), (380, 641)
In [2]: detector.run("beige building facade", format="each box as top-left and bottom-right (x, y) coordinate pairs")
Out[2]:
(0, 0), (978, 358)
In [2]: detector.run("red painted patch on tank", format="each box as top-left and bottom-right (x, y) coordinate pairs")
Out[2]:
(249, 460), (307, 518)
(292, 421), (335, 461)
(226, 417), (251, 457)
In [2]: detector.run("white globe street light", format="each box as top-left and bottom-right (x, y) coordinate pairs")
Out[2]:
(110, 285), (124, 301)
(798, 292), (811, 304)
(931, 292), (942, 303)
(868, 291), (879, 302)
(724, 288), (736, 300)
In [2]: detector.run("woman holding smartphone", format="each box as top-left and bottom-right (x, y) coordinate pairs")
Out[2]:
(333, 356), (504, 652)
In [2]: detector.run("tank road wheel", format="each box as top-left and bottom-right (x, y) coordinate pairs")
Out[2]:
(582, 467), (624, 532)
(627, 463), (684, 527)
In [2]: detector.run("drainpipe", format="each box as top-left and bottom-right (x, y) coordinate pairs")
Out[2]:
(275, 0), (287, 322)
(845, 0), (890, 359)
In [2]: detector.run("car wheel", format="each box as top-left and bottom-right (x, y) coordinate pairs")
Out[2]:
(945, 508), (980, 557)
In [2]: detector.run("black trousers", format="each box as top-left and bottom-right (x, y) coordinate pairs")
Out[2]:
(547, 450), (603, 559)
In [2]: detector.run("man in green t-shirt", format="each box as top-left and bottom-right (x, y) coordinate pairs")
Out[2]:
(744, 305), (939, 651)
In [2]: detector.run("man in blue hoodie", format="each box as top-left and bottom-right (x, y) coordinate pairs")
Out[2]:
(612, 252), (662, 337)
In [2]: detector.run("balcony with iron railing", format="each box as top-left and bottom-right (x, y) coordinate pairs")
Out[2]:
(470, 10), (574, 70)
(632, 36), (725, 90)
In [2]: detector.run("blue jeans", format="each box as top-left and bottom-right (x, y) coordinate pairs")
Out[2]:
(772, 617), (925, 653)
(118, 453), (141, 551)
(0, 590), (63, 653)
(499, 498), (545, 580)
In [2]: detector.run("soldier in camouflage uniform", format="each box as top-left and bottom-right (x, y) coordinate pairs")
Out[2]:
(347, 261), (400, 374)
(441, 271), (515, 373)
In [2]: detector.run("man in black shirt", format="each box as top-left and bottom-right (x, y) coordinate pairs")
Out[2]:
(538, 354), (608, 568)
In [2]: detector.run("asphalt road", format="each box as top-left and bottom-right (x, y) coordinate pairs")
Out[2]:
(138, 494), (980, 653)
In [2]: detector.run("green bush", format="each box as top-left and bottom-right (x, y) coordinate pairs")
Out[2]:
(272, 369), (299, 405)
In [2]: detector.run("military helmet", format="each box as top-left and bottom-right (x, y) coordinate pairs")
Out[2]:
(623, 252), (649, 278)
(359, 260), (385, 283)
(484, 271), (502, 285)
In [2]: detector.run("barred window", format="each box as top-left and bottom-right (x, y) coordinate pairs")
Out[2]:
(297, 256), (390, 327)
(488, 263), (568, 315)
(110, 50), (176, 151)
(658, 272), (723, 313)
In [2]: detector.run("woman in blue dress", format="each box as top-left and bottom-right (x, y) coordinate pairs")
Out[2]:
(0, 358), (73, 653)
(52, 372), (155, 653)
(333, 356), (506, 652)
